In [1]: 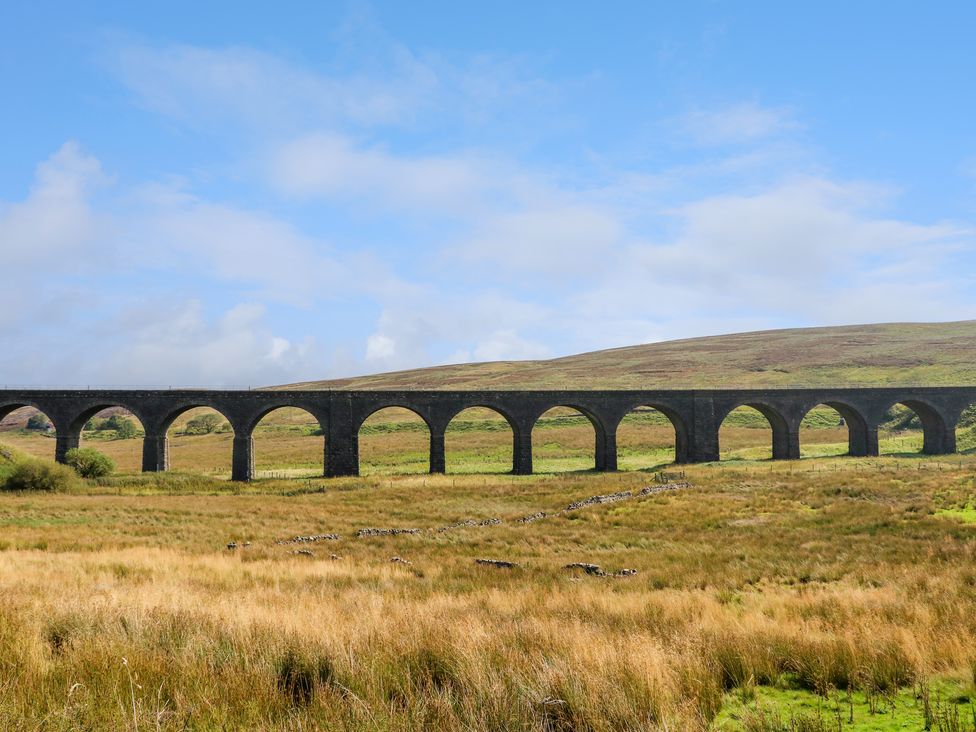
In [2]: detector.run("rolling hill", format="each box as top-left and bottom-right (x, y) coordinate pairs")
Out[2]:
(277, 320), (976, 390)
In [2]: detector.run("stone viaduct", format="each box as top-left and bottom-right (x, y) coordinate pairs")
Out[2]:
(1, 387), (973, 481)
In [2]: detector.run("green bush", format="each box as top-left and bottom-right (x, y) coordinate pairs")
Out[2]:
(26, 413), (52, 431)
(108, 416), (138, 439)
(2, 459), (79, 492)
(64, 448), (115, 478)
(959, 404), (976, 429)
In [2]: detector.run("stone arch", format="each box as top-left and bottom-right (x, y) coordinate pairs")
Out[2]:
(444, 405), (518, 474)
(155, 404), (238, 478)
(357, 405), (432, 475)
(65, 402), (149, 473)
(248, 405), (327, 479)
(0, 402), (59, 460)
(879, 398), (953, 455)
(717, 401), (792, 461)
(530, 404), (605, 472)
(797, 401), (871, 457)
(614, 403), (689, 469)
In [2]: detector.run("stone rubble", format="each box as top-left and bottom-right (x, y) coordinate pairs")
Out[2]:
(637, 481), (691, 496)
(515, 482), (691, 524)
(389, 556), (412, 564)
(291, 549), (314, 557)
(515, 512), (549, 524)
(563, 562), (604, 575)
(564, 490), (633, 511)
(357, 528), (421, 537)
(437, 518), (502, 532)
(275, 533), (340, 545)
(476, 558), (519, 569)
(563, 562), (638, 578)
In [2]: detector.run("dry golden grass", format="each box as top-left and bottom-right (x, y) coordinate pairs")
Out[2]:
(2, 448), (976, 729)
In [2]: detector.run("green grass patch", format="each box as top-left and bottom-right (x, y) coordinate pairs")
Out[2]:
(937, 505), (976, 524)
(715, 678), (976, 731)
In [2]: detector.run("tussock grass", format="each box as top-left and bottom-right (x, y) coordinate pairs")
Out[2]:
(1, 447), (976, 728)
(2, 407), (976, 728)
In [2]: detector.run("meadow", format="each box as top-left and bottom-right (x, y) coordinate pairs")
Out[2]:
(1, 405), (976, 730)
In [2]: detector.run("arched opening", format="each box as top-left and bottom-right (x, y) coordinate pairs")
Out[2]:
(164, 406), (235, 477)
(71, 406), (146, 473)
(445, 407), (515, 474)
(718, 405), (782, 461)
(531, 406), (599, 473)
(798, 403), (854, 458)
(878, 401), (950, 456)
(358, 407), (430, 475)
(0, 405), (57, 460)
(252, 407), (325, 479)
(616, 405), (686, 470)
(957, 402), (976, 454)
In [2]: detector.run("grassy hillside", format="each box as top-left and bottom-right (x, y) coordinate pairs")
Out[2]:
(278, 321), (976, 390)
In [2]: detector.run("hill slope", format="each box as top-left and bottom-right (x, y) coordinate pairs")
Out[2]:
(278, 321), (976, 390)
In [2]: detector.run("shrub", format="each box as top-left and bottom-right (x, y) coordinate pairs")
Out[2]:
(25, 413), (51, 431)
(184, 413), (225, 435)
(959, 404), (976, 429)
(64, 448), (115, 478)
(2, 459), (79, 492)
(108, 416), (138, 439)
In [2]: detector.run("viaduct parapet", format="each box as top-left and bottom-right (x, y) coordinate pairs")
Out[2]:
(1, 387), (972, 480)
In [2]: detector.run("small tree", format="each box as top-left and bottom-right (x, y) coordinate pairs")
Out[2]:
(64, 448), (114, 478)
(26, 413), (52, 431)
(2, 459), (79, 492)
(106, 415), (138, 439)
(185, 413), (224, 435)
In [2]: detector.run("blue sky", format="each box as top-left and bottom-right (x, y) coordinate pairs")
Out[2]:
(2, 1), (975, 385)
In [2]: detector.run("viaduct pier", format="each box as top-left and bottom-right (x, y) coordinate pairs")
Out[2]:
(1, 387), (973, 481)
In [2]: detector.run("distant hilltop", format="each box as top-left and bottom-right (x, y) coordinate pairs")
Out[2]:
(276, 320), (976, 391)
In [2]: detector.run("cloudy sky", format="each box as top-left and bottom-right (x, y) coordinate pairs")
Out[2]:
(2, 1), (975, 386)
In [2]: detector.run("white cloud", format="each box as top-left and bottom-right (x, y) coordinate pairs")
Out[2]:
(365, 334), (396, 362)
(472, 330), (551, 361)
(269, 133), (493, 213)
(112, 40), (558, 142)
(114, 44), (432, 131)
(562, 176), (973, 349)
(132, 184), (348, 304)
(458, 204), (623, 276)
(91, 301), (320, 386)
(678, 101), (799, 146)
(0, 141), (108, 269)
